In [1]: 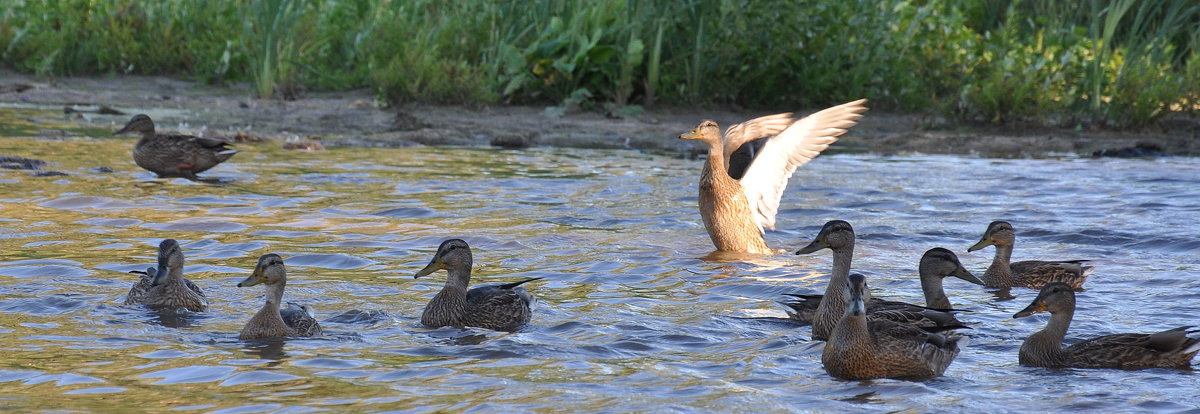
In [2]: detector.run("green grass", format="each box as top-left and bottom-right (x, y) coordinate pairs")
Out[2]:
(1, 0), (1196, 128)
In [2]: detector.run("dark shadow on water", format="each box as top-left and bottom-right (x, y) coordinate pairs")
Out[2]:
(242, 339), (288, 363)
(150, 308), (207, 329)
(840, 391), (879, 404)
(422, 328), (490, 346)
(699, 250), (775, 263)
(324, 309), (392, 325)
(989, 288), (1016, 302)
(193, 176), (233, 185)
(724, 315), (806, 330)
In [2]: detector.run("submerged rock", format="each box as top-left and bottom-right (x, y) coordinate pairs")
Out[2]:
(490, 131), (540, 149)
(1092, 142), (1165, 158)
(0, 155), (47, 170)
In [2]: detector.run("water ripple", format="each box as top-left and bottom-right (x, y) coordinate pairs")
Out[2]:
(0, 141), (1198, 411)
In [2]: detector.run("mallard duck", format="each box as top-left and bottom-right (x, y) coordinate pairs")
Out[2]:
(282, 302), (317, 329)
(237, 254), (322, 340)
(414, 239), (539, 332)
(125, 239), (208, 312)
(114, 114), (238, 181)
(967, 221), (1094, 289)
(1013, 282), (1199, 369)
(796, 220), (966, 340)
(679, 100), (868, 254)
(782, 247), (984, 323)
(823, 273), (964, 380)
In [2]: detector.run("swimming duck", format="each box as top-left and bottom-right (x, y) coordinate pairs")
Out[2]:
(782, 247), (984, 323)
(237, 254), (322, 340)
(114, 114), (238, 181)
(125, 239), (208, 312)
(414, 239), (539, 332)
(967, 221), (1094, 289)
(796, 220), (966, 340)
(1013, 282), (1199, 369)
(679, 100), (868, 254)
(823, 273), (964, 380)
(282, 302), (317, 329)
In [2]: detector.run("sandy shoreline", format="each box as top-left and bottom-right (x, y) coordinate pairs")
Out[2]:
(2, 71), (1197, 157)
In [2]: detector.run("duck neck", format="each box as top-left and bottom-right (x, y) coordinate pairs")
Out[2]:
(813, 245), (854, 339)
(253, 292), (283, 321)
(158, 266), (193, 299)
(1021, 309), (1073, 366)
(263, 281), (286, 309)
(702, 140), (733, 182)
(245, 283), (291, 337)
(825, 245), (854, 296)
(164, 266), (186, 287)
(920, 274), (951, 309)
(133, 131), (156, 150)
(422, 267), (471, 327)
(984, 244), (1014, 287)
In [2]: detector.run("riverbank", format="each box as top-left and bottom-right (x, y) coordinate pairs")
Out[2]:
(2, 72), (1197, 157)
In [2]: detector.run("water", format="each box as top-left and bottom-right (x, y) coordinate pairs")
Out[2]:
(0, 117), (1199, 411)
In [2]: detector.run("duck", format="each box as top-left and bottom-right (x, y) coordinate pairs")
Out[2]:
(781, 247), (984, 323)
(125, 239), (208, 312)
(822, 273), (964, 380)
(795, 220), (966, 340)
(679, 100), (868, 254)
(414, 239), (539, 331)
(967, 221), (1094, 289)
(114, 114), (238, 181)
(1013, 282), (1199, 369)
(237, 254), (322, 340)
(281, 302), (317, 329)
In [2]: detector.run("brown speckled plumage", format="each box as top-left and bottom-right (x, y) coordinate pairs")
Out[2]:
(967, 221), (1094, 289)
(679, 100), (867, 254)
(114, 114), (237, 180)
(1013, 282), (1199, 369)
(795, 221), (968, 340)
(124, 239), (208, 312)
(238, 254), (321, 340)
(823, 274), (964, 380)
(414, 239), (538, 332)
(781, 247), (984, 323)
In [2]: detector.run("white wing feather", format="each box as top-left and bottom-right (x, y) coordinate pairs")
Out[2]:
(721, 112), (795, 166)
(739, 99), (868, 233)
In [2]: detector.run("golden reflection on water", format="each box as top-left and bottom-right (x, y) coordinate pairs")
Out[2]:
(2, 111), (1200, 411)
(0, 132), (710, 410)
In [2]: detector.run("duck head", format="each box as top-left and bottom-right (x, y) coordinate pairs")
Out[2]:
(415, 239), (473, 278)
(151, 239), (184, 287)
(796, 220), (855, 255)
(968, 220), (1015, 252)
(679, 120), (722, 146)
(920, 247), (984, 285)
(239, 253), (287, 288)
(844, 273), (870, 316)
(114, 114), (156, 136)
(1013, 282), (1075, 318)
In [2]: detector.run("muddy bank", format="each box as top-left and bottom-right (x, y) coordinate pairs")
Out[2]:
(2, 71), (1197, 157)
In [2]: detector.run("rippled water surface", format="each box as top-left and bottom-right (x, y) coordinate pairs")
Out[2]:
(0, 121), (1198, 411)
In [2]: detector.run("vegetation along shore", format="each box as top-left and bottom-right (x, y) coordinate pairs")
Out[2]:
(1, 0), (1197, 155)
